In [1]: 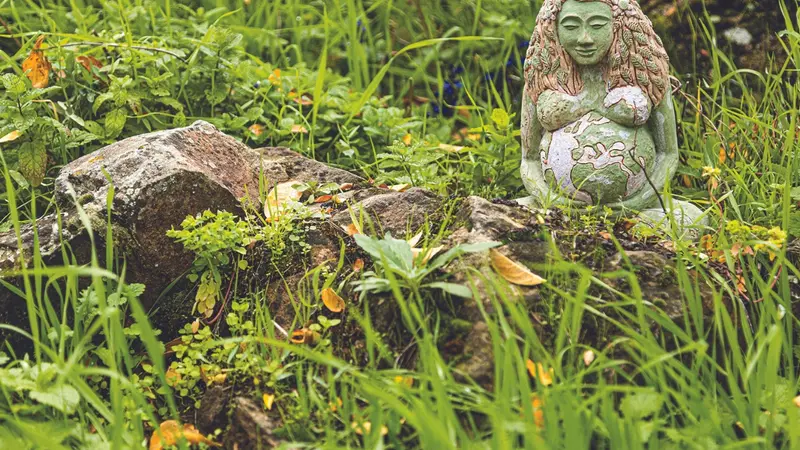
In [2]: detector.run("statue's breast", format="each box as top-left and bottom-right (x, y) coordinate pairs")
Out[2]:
(602, 87), (652, 127)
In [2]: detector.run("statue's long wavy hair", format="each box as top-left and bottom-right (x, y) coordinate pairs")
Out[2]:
(525, 0), (670, 107)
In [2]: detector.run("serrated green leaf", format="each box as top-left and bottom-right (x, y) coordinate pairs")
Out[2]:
(18, 141), (47, 187)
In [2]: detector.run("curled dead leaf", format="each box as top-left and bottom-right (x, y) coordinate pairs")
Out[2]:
(290, 328), (320, 345)
(22, 35), (51, 88)
(321, 287), (345, 313)
(314, 194), (333, 203)
(490, 249), (546, 286)
(149, 420), (220, 450)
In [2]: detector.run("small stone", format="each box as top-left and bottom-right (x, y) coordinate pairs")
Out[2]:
(723, 27), (753, 47)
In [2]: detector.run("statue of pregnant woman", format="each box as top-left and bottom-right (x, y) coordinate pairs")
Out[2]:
(519, 0), (706, 234)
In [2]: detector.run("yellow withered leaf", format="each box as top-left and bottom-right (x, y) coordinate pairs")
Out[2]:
(263, 393), (275, 410)
(490, 249), (546, 286)
(321, 287), (345, 313)
(149, 420), (220, 450)
(22, 35), (51, 89)
(0, 130), (21, 143)
(526, 359), (554, 386)
(411, 246), (443, 265)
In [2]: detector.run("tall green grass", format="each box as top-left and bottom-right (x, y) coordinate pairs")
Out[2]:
(0, 0), (798, 448)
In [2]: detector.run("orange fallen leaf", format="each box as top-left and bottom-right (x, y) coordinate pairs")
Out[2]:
(339, 183), (354, 191)
(191, 318), (200, 334)
(249, 123), (264, 136)
(599, 231), (612, 240)
(22, 35), (51, 88)
(290, 124), (308, 134)
(353, 258), (365, 272)
(346, 222), (362, 236)
(321, 287), (345, 313)
(293, 95), (313, 106)
(165, 367), (182, 387)
(531, 395), (545, 428)
(526, 359), (554, 386)
(490, 249), (546, 286)
(76, 55), (102, 75)
(314, 194), (333, 203)
(149, 420), (220, 450)
(263, 393), (275, 410)
(0, 130), (21, 143)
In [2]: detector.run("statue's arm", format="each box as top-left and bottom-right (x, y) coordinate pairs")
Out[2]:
(607, 89), (680, 212)
(520, 95), (563, 205)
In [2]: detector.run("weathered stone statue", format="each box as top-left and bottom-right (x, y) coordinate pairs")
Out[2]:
(520, 0), (704, 232)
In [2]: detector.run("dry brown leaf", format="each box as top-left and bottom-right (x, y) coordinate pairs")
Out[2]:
(0, 130), (21, 143)
(490, 249), (546, 286)
(321, 287), (345, 313)
(314, 194), (333, 203)
(149, 420), (220, 450)
(407, 232), (423, 248)
(263, 393), (275, 410)
(339, 183), (354, 191)
(22, 35), (51, 89)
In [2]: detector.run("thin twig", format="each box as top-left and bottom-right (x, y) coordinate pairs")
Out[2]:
(629, 128), (667, 215)
(53, 42), (187, 62)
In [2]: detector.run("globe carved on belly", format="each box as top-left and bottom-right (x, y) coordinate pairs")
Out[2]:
(540, 112), (655, 205)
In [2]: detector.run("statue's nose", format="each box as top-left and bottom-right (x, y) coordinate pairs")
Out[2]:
(578, 30), (594, 46)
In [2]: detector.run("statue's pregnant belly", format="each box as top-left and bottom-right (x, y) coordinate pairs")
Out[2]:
(540, 112), (656, 205)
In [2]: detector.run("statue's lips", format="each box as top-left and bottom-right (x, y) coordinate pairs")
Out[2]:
(575, 48), (597, 57)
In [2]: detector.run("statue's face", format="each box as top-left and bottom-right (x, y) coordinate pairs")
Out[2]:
(557, 0), (614, 67)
